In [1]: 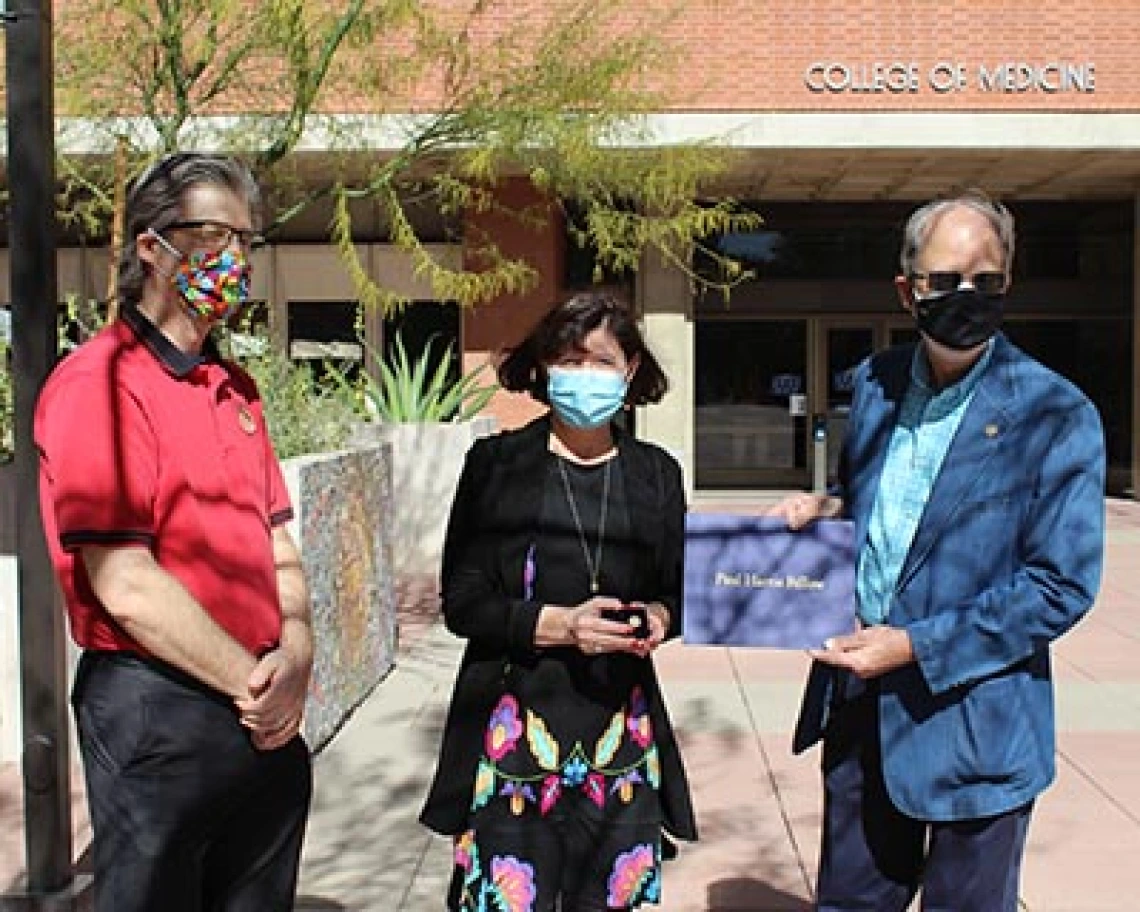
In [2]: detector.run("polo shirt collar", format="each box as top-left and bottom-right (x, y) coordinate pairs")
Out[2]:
(910, 337), (995, 406)
(120, 304), (222, 378)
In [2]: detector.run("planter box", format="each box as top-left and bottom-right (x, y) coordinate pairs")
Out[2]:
(0, 464), (80, 763)
(281, 442), (398, 753)
(0, 462), (14, 556)
(0, 448), (398, 760)
(348, 418), (497, 590)
(0, 555), (18, 761)
(0, 464), (16, 757)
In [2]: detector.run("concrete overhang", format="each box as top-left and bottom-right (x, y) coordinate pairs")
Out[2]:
(1, 110), (1138, 201)
(650, 111), (1140, 200)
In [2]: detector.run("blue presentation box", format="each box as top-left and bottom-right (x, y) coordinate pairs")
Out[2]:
(683, 513), (858, 649)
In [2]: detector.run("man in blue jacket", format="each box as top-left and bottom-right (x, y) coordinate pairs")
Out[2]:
(774, 192), (1105, 911)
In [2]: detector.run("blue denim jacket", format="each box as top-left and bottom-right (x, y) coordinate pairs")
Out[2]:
(794, 334), (1106, 822)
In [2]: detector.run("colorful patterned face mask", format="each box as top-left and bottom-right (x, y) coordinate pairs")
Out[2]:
(171, 247), (252, 323)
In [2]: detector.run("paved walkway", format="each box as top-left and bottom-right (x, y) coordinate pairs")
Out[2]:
(5, 499), (1140, 910)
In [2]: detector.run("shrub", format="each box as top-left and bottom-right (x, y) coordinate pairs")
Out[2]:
(229, 338), (357, 460)
(330, 332), (497, 423)
(0, 302), (357, 462)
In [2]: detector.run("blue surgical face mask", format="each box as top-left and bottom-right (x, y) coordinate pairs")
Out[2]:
(547, 366), (629, 429)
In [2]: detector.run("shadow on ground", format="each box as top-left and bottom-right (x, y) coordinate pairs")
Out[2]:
(706, 876), (813, 911)
(297, 627), (458, 911)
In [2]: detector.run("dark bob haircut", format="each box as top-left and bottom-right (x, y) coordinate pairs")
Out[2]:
(498, 292), (669, 406)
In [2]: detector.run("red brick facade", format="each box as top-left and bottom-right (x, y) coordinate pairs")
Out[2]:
(50, 0), (1140, 115)
(43, 0), (1140, 439)
(652, 0), (1140, 111)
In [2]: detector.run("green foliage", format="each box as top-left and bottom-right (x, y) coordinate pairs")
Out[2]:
(232, 340), (358, 460)
(0, 298), (103, 464)
(325, 0), (761, 310)
(50, 0), (759, 312)
(330, 332), (498, 423)
(60, 294), (109, 351)
(0, 299), (352, 461)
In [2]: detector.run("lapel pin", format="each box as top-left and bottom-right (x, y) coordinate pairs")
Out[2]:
(237, 405), (257, 435)
(984, 423), (1000, 438)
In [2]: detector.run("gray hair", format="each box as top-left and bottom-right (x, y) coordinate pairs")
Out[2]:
(118, 153), (261, 308)
(899, 191), (1016, 278)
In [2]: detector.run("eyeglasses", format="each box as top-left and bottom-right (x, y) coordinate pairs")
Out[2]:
(911, 271), (1007, 295)
(165, 219), (264, 253)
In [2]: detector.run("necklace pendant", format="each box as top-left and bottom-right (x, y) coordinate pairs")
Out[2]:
(557, 454), (610, 602)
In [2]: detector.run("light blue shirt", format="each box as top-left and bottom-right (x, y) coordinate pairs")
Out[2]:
(856, 343), (995, 625)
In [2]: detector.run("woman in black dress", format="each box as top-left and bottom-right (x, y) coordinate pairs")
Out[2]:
(420, 292), (696, 912)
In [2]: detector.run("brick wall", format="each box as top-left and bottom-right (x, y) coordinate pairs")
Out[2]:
(653, 0), (1140, 111)
(52, 0), (1140, 115)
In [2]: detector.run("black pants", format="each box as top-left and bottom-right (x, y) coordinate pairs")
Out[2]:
(816, 689), (1032, 912)
(73, 651), (312, 912)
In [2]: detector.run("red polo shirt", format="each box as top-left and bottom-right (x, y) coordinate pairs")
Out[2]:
(35, 306), (293, 655)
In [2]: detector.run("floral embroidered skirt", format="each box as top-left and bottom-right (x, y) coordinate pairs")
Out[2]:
(452, 678), (664, 912)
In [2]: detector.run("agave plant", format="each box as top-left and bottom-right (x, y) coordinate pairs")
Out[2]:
(334, 331), (498, 424)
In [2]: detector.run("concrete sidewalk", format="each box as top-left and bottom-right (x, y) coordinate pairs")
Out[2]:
(296, 498), (1140, 911)
(4, 500), (1140, 909)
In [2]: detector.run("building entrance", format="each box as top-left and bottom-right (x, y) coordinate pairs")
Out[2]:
(692, 199), (1133, 494)
(694, 317), (911, 490)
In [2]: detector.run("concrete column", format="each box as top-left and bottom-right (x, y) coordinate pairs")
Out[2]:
(636, 247), (695, 495)
(1133, 194), (1140, 499)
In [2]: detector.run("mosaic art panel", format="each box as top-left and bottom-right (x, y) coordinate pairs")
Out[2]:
(284, 444), (396, 753)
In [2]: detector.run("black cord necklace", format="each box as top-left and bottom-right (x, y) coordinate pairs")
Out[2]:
(556, 455), (612, 594)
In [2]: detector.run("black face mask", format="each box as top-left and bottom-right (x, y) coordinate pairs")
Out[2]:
(914, 288), (1004, 351)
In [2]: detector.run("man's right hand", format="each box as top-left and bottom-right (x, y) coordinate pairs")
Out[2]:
(237, 647), (311, 751)
(769, 493), (844, 530)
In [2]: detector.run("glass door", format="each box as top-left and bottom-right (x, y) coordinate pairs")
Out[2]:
(820, 324), (875, 485)
(695, 317), (915, 491)
(695, 319), (808, 488)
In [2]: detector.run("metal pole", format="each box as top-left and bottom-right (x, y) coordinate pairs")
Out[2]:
(812, 413), (828, 493)
(4, 0), (73, 897)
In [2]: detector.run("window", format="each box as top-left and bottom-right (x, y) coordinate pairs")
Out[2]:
(288, 301), (363, 381)
(697, 202), (910, 284)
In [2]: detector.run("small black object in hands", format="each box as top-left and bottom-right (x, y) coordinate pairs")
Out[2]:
(602, 606), (651, 639)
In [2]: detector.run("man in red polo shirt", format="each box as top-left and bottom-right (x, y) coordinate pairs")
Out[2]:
(35, 153), (312, 912)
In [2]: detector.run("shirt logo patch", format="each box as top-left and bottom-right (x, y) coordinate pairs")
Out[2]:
(984, 423), (1000, 438)
(238, 405), (257, 435)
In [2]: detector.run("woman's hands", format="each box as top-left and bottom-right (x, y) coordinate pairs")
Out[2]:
(637, 602), (671, 657)
(568, 597), (642, 656)
(536, 596), (666, 657)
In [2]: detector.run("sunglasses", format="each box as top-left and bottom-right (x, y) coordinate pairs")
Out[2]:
(911, 271), (1007, 295)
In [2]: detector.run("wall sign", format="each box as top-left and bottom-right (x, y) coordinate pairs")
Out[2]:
(804, 62), (1096, 94)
